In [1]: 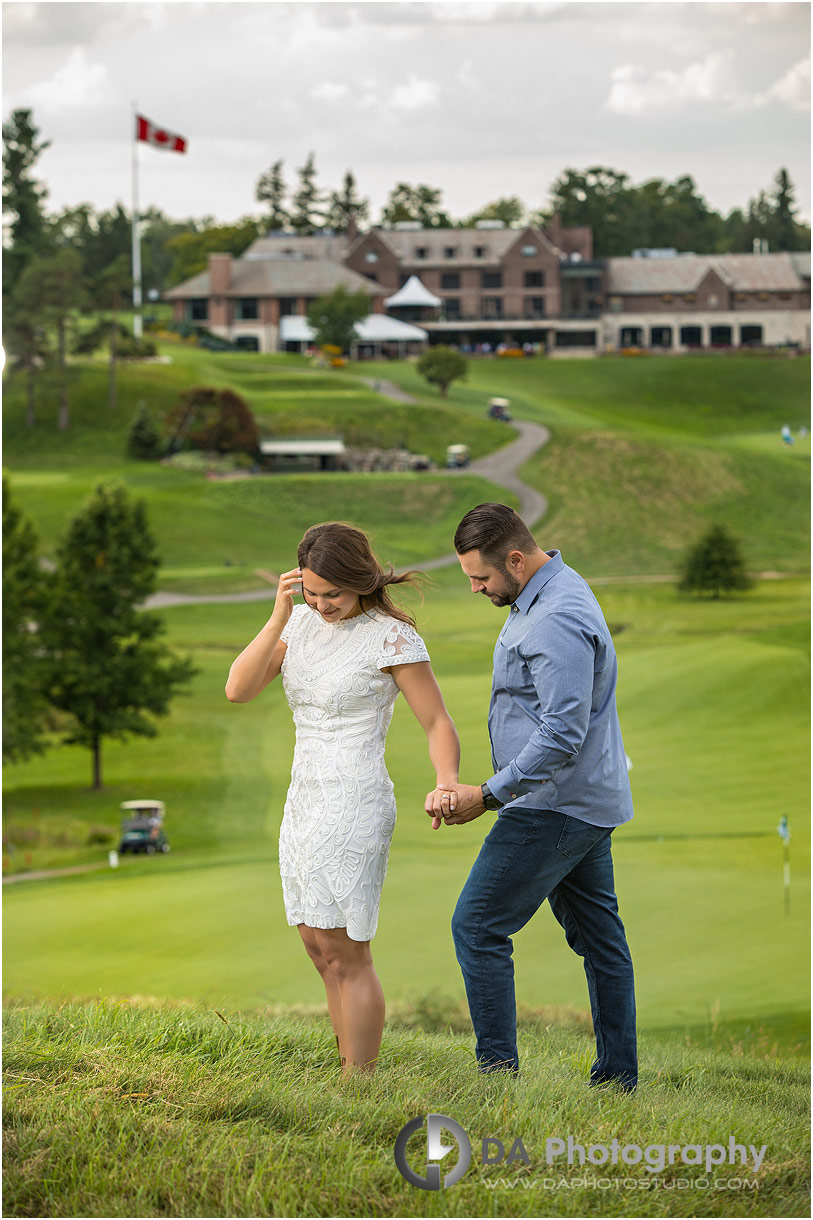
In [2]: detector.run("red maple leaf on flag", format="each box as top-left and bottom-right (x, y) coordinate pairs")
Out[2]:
(136, 115), (187, 154)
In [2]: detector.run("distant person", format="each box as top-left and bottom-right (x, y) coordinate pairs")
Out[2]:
(426, 503), (638, 1090)
(781, 425), (794, 445)
(227, 523), (459, 1075)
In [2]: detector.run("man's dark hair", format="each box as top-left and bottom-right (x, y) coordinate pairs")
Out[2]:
(454, 503), (538, 567)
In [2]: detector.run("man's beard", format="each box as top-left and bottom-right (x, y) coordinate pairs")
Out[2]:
(487, 567), (522, 607)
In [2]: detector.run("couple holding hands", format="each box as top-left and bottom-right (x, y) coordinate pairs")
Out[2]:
(226, 503), (637, 1091)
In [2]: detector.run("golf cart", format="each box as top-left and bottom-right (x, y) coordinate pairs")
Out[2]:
(445, 444), (471, 469)
(487, 397), (512, 422)
(118, 800), (170, 855)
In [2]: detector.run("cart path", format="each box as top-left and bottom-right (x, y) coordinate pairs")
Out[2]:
(421, 419), (549, 570)
(359, 377), (417, 403)
(144, 418), (551, 605)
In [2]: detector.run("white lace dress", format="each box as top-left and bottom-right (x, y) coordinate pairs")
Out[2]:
(278, 603), (430, 941)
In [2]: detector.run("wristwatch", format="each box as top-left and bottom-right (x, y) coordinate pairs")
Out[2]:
(481, 782), (502, 811)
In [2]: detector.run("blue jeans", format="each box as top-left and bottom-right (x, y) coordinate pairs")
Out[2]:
(451, 807), (638, 1089)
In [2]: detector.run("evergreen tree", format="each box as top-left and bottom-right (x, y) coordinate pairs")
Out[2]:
(256, 158), (289, 232)
(679, 524), (752, 599)
(2, 108), (52, 297)
(324, 170), (369, 235)
(38, 483), (197, 789)
(416, 345), (468, 397)
(127, 403), (162, 460)
(770, 168), (802, 250)
(2, 475), (50, 762)
(291, 152), (324, 235)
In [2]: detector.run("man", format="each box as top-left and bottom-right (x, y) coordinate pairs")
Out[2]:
(425, 503), (637, 1090)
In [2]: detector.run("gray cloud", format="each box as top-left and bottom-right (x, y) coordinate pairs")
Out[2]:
(2, 0), (809, 224)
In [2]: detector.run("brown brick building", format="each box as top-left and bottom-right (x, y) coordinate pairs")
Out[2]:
(164, 226), (810, 355)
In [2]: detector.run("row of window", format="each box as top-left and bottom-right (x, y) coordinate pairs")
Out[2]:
(441, 298), (546, 320)
(433, 271), (546, 290)
(366, 244), (540, 263)
(187, 297), (310, 322)
(620, 324), (764, 347)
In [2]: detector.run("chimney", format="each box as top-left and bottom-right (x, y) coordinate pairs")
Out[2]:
(208, 253), (232, 294)
(346, 211), (358, 245)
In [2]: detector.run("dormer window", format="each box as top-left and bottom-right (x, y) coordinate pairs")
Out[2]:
(416, 246), (428, 259)
(444, 246), (457, 258)
(474, 246), (486, 258)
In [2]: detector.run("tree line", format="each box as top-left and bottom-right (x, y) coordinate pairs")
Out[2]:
(4, 107), (810, 307)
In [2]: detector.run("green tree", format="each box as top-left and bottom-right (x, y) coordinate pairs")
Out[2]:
(306, 284), (370, 354)
(381, 183), (452, 228)
(536, 167), (634, 256)
(766, 169), (805, 250)
(3, 298), (49, 429)
(679, 524), (752, 599)
(9, 247), (88, 430)
(416, 345), (467, 398)
(256, 158), (289, 232)
(165, 218), (261, 286)
(2, 474), (50, 762)
(127, 403), (162, 460)
(324, 170), (369, 235)
(291, 152), (324, 235)
(38, 483), (197, 789)
(462, 197), (525, 228)
(2, 108), (52, 297)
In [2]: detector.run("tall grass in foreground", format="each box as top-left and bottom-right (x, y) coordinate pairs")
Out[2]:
(3, 999), (808, 1218)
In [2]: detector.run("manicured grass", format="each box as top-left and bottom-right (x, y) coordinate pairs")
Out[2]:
(3, 579), (809, 1034)
(3, 998), (808, 1218)
(2, 343), (505, 468)
(5, 465), (514, 593)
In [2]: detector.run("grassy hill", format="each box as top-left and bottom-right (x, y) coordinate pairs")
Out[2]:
(3, 998), (808, 1218)
(2, 345), (809, 1217)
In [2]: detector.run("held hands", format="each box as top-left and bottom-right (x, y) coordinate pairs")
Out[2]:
(272, 568), (302, 627)
(424, 783), (486, 829)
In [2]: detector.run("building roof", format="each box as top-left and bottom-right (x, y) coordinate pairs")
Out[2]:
(368, 224), (556, 266)
(384, 275), (442, 308)
(242, 233), (350, 262)
(605, 252), (811, 295)
(259, 437), (346, 457)
(279, 313), (428, 344)
(164, 256), (384, 299)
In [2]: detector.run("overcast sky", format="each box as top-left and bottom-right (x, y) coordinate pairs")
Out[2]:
(2, 0), (810, 229)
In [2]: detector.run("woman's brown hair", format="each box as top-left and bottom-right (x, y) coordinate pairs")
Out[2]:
(297, 522), (422, 626)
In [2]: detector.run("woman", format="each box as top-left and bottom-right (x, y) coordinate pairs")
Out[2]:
(226, 522), (459, 1074)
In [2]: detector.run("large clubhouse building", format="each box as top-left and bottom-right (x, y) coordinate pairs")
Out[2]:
(164, 220), (811, 356)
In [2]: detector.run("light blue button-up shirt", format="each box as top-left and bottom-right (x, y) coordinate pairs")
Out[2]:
(486, 551), (633, 828)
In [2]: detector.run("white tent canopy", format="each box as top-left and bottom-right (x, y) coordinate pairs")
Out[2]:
(383, 275), (442, 309)
(279, 313), (427, 345)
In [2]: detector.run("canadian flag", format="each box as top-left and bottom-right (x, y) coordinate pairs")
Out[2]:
(136, 114), (187, 154)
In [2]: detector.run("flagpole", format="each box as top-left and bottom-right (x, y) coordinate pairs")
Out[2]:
(131, 101), (143, 340)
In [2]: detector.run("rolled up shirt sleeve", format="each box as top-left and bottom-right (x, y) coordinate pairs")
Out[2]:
(486, 611), (596, 806)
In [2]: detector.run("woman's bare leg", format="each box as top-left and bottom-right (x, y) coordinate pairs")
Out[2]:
(313, 927), (385, 1074)
(297, 924), (345, 1059)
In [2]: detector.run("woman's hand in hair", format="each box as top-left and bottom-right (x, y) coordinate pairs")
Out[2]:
(271, 568), (302, 627)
